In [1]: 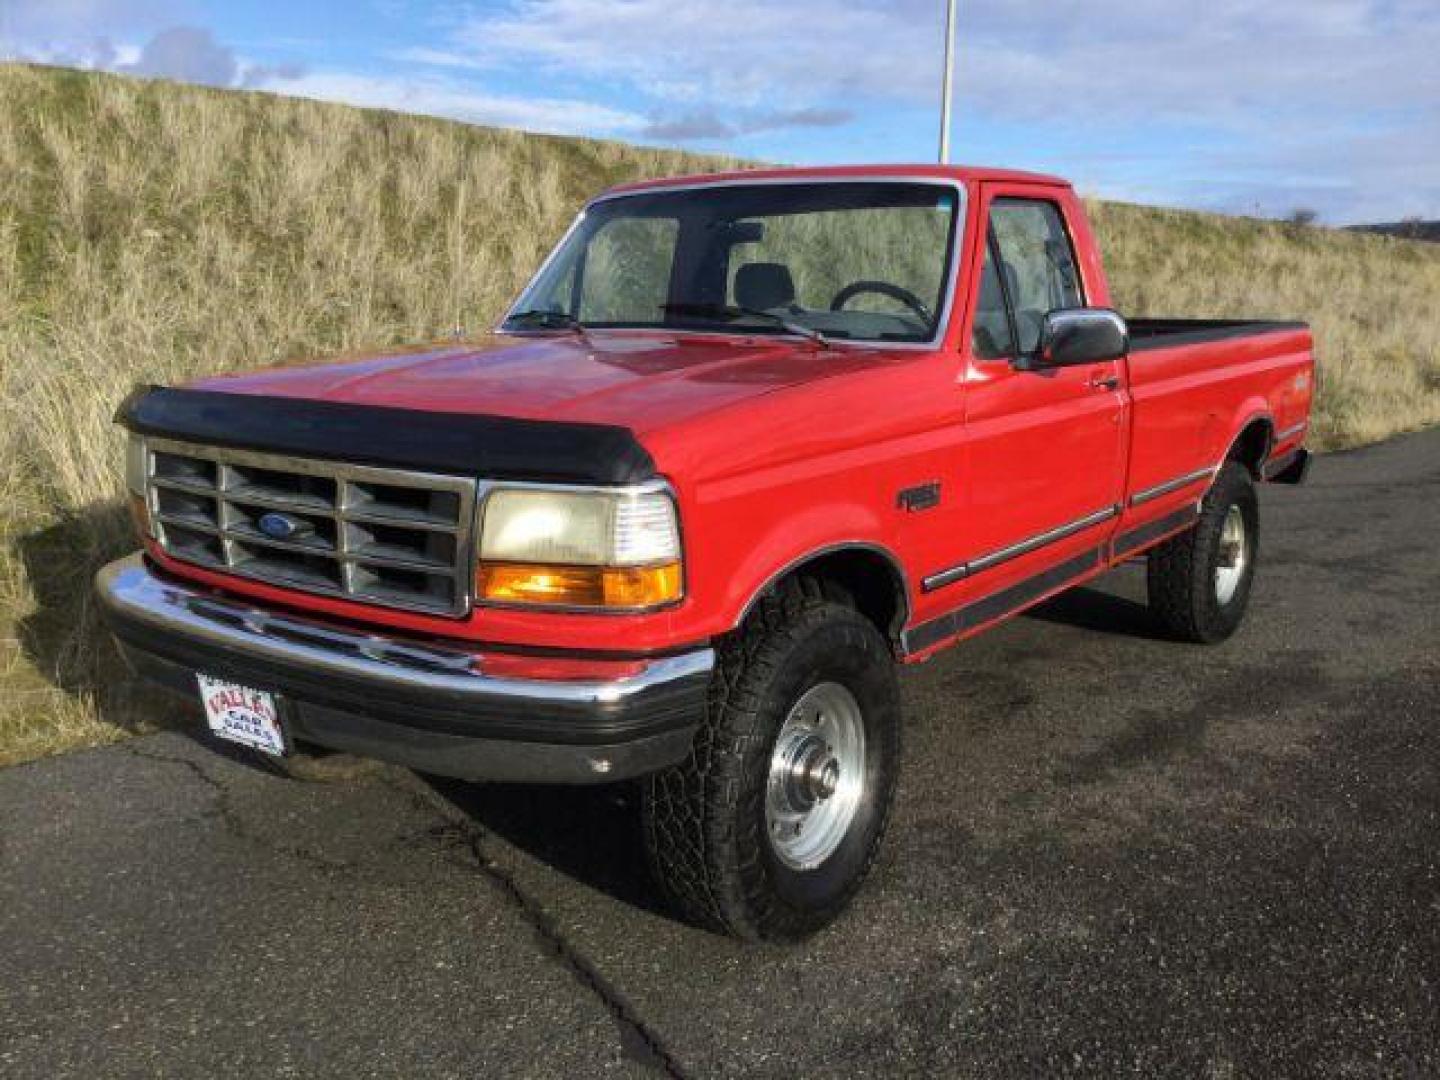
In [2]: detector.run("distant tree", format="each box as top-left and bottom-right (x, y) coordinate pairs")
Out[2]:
(1400, 215), (1426, 240)
(1287, 208), (1320, 227)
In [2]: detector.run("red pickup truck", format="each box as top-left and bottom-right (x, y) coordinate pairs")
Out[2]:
(98, 164), (1313, 940)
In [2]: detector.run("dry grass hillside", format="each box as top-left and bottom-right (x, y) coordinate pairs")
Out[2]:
(2, 63), (1438, 765)
(1089, 201), (1440, 445)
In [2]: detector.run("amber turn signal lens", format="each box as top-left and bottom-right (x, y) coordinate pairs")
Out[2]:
(477, 561), (682, 609)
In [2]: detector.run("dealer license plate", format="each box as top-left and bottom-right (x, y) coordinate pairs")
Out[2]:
(196, 674), (286, 756)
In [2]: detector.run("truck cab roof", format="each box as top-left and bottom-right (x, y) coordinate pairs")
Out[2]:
(601, 163), (1071, 201)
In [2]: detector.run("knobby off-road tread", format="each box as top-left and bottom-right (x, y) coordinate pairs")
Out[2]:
(642, 577), (899, 941)
(1147, 460), (1259, 643)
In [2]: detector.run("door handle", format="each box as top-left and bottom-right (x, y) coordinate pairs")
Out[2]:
(1089, 373), (1120, 391)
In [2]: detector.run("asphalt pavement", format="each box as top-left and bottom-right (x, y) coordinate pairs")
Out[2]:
(2, 429), (1437, 1078)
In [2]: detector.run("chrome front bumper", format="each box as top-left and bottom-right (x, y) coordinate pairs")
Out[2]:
(96, 555), (713, 783)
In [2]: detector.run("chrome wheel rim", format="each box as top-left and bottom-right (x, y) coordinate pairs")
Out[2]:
(1215, 505), (1248, 605)
(765, 682), (866, 871)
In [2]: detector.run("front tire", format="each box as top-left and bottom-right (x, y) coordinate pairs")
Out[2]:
(1147, 460), (1260, 643)
(642, 578), (901, 942)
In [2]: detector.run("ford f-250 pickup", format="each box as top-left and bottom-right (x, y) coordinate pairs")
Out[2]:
(97, 165), (1314, 941)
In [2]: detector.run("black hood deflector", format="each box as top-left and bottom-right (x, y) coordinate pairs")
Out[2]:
(118, 386), (656, 485)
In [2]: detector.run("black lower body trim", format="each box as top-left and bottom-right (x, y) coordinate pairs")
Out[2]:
(1263, 447), (1311, 484)
(108, 619), (706, 746)
(120, 645), (695, 783)
(1113, 505), (1200, 560)
(903, 547), (1104, 655)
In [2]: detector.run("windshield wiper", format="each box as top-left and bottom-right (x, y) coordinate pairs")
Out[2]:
(660, 302), (829, 347)
(505, 309), (589, 337)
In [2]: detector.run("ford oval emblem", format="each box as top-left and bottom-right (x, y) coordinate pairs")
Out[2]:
(258, 512), (309, 540)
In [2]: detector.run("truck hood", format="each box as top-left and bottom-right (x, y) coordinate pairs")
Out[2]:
(189, 331), (904, 434)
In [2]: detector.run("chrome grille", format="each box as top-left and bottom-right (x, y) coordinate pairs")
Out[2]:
(141, 437), (477, 616)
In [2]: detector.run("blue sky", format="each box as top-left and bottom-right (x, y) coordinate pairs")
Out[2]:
(3, 0), (1436, 224)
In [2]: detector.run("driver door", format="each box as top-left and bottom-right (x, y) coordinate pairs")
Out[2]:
(955, 187), (1126, 604)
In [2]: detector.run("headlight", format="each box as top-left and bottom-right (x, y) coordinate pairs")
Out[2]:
(476, 484), (682, 610)
(124, 432), (156, 539)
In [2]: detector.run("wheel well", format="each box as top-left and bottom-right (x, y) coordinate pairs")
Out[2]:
(1227, 419), (1273, 478)
(749, 547), (908, 646)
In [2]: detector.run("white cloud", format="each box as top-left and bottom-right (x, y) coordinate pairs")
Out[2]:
(639, 107), (854, 142)
(454, 0), (944, 109)
(123, 25), (238, 87)
(0, 16), (306, 91)
(256, 70), (646, 138)
(387, 45), (493, 72)
(956, 0), (1440, 130)
(430, 0), (1440, 218)
(1, 0), (183, 38)
(1197, 116), (1440, 223)
(450, 0), (1439, 136)
(2, 0), (1436, 220)
(395, 8), (1440, 220)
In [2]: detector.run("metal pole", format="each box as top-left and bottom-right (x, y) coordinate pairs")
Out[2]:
(939, 0), (957, 163)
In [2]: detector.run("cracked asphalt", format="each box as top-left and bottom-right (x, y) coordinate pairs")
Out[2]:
(2, 429), (1437, 1079)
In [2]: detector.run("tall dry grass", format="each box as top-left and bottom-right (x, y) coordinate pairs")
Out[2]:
(1, 63), (1437, 765)
(0, 64), (740, 764)
(1089, 201), (1440, 446)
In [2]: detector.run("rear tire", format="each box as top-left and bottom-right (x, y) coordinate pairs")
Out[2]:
(1147, 460), (1259, 643)
(642, 577), (901, 942)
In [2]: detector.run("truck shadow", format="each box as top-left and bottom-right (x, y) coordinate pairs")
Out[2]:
(11, 504), (184, 734)
(165, 731), (679, 922)
(1023, 584), (1167, 641)
(423, 775), (677, 920)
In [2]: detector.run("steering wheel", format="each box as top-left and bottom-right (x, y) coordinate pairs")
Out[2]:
(829, 280), (932, 323)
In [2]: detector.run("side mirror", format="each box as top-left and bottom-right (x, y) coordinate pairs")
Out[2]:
(1031, 308), (1129, 368)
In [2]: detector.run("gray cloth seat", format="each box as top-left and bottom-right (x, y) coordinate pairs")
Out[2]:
(734, 262), (796, 311)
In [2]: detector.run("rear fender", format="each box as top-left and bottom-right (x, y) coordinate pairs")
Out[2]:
(1219, 405), (1275, 477)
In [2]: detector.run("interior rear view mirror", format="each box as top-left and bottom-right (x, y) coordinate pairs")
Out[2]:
(720, 220), (765, 245)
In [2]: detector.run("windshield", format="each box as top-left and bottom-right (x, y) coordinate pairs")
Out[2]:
(506, 181), (960, 344)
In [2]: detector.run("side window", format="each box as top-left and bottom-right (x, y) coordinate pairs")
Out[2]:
(577, 217), (678, 323)
(988, 200), (1083, 355)
(971, 239), (1016, 359)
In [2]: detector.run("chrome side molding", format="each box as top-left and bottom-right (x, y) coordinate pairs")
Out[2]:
(1129, 465), (1219, 508)
(922, 505), (1120, 593)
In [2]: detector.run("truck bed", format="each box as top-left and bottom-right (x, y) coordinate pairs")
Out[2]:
(1127, 317), (1309, 351)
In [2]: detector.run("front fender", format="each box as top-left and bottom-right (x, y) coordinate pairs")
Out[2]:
(709, 500), (897, 631)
